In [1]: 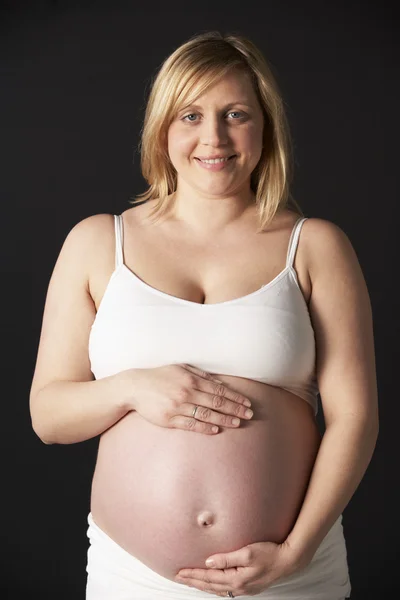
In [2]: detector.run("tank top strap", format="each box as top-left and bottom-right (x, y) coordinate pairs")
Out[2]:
(286, 217), (308, 269)
(114, 214), (124, 269)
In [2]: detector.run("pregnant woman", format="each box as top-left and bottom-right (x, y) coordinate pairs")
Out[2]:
(29, 31), (378, 599)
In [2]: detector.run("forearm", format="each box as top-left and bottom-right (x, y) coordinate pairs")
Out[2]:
(285, 415), (379, 565)
(30, 372), (135, 445)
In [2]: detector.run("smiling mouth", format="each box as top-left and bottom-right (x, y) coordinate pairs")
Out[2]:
(195, 155), (236, 163)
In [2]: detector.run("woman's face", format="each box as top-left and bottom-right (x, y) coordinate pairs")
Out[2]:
(167, 70), (265, 198)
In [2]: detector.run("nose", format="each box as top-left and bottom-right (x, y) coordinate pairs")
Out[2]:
(200, 115), (229, 147)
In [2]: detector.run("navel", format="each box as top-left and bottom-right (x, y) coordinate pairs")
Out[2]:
(196, 510), (215, 528)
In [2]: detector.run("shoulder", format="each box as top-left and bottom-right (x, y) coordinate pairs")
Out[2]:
(52, 213), (117, 283)
(64, 213), (115, 247)
(299, 217), (361, 281)
(298, 217), (371, 322)
(60, 213), (116, 260)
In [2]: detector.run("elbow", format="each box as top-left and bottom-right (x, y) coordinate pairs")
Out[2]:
(30, 402), (54, 445)
(30, 387), (54, 445)
(31, 418), (54, 445)
(37, 434), (54, 445)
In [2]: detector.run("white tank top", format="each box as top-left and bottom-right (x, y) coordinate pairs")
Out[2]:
(89, 214), (319, 415)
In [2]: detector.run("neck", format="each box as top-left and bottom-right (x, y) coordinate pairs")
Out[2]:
(165, 189), (256, 237)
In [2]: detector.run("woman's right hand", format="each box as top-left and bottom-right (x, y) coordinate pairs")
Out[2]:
(121, 363), (254, 434)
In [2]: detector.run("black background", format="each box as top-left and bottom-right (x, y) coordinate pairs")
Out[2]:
(1, 0), (398, 598)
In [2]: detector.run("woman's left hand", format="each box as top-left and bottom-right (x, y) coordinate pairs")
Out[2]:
(174, 539), (308, 597)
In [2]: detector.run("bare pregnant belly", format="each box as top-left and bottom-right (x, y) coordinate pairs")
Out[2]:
(90, 375), (321, 581)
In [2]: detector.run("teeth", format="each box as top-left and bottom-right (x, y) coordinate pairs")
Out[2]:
(199, 157), (230, 164)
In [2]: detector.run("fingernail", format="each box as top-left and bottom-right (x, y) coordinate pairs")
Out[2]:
(245, 409), (253, 418)
(205, 559), (215, 567)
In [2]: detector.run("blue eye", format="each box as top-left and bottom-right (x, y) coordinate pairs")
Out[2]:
(182, 111), (244, 123)
(183, 113), (198, 122)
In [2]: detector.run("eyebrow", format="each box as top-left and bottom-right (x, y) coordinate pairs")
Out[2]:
(178, 102), (253, 113)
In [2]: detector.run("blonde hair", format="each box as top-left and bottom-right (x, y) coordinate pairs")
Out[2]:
(130, 30), (303, 232)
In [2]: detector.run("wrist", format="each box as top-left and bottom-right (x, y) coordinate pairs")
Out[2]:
(113, 368), (143, 412)
(282, 535), (317, 570)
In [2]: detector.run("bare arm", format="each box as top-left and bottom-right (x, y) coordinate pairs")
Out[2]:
(31, 377), (133, 445)
(285, 218), (379, 563)
(30, 214), (133, 445)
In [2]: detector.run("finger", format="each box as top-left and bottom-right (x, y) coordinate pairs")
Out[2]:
(179, 365), (253, 420)
(180, 364), (252, 409)
(205, 547), (253, 569)
(168, 414), (219, 435)
(207, 380), (252, 410)
(177, 567), (237, 585)
(197, 387), (254, 422)
(182, 402), (242, 428)
(181, 363), (251, 406)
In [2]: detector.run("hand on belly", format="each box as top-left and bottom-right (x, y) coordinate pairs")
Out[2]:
(175, 535), (305, 597)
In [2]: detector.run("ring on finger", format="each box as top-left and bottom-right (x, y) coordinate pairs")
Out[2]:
(192, 405), (199, 419)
